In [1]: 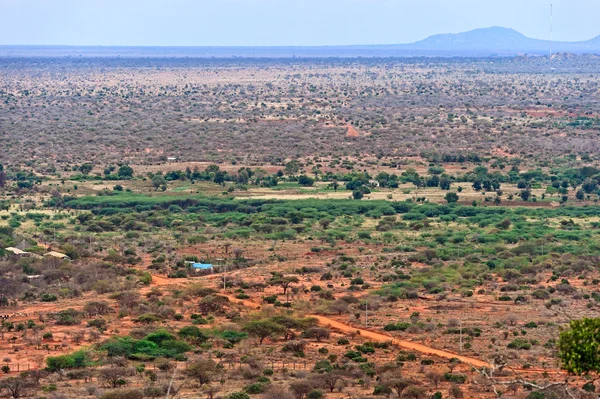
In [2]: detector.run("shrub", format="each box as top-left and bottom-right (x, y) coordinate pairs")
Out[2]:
(444, 373), (467, 384)
(46, 350), (92, 371)
(507, 338), (531, 350)
(373, 385), (392, 396)
(228, 393), (250, 399)
(41, 293), (57, 302)
(100, 389), (144, 399)
(307, 390), (323, 399)
(384, 322), (411, 331)
(244, 382), (269, 394)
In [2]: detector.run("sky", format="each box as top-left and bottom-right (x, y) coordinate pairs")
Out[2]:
(1, 0), (599, 46)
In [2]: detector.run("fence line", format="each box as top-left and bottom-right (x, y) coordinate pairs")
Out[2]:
(0, 359), (316, 376)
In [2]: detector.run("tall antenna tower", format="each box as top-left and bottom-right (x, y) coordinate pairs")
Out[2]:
(550, 3), (553, 57)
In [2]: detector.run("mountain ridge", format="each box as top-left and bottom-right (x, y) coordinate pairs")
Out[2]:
(397, 26), (600, 54)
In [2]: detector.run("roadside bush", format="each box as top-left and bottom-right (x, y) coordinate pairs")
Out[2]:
(444, 373), (467, 384)
(100, 389), (144, 399)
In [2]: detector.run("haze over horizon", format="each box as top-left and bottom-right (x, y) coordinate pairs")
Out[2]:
(1, 0), (600, 47)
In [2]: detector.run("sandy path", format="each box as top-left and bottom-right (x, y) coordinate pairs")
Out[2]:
(223, 294), (261, 309)
(309, 315), (491, 368)
(222, 294), (490, 368)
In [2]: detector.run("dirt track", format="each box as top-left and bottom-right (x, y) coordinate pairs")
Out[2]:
(223, 294), (491, 368)
(309, 315), (491, 368)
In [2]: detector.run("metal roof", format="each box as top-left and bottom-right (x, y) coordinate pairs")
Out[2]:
(191, 263), (213, 269)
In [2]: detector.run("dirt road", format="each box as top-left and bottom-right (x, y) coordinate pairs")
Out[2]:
(309, 315), (491, 368)
(222, 293), (490, 368)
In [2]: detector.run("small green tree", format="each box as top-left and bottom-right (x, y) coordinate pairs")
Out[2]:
(117, 165), (134, 179)
(243, 320), (285, 344)
(269, 274), (299, 295)
(559, 318), (600, 375)
(445, 192), (459, 203)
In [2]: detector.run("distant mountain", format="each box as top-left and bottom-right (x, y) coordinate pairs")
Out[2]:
(395, 26), (600, 55)
(2, 27), (600, 58)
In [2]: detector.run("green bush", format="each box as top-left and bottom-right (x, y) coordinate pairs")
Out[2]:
(244, 382), (269, 394)
(384, 322), (411, 331)
(41, 293), (57, 302)
(228, 393), (250, 399)
(507, 338), (531, 350)
(444, 373), (467, 383)
(307, 390), (323, 399)
(100, 389), (144, 399)
(46, 350), (92, 371)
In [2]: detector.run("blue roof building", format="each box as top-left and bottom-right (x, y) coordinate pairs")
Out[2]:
(191, 263), (213, 271)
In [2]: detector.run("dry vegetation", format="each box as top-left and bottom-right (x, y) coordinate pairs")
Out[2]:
(1, 54), (600, 399)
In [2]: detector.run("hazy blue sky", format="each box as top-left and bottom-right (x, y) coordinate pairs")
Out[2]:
(1, 0), (599, 46)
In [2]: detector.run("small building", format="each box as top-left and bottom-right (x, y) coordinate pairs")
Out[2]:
(191, 263), (213, 272)
(44, 251), (71, 261)
(5, 247), (28, 256)
(5, 247), (43, 259)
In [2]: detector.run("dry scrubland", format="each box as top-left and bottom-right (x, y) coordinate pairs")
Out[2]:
(1, 55), (600, 399)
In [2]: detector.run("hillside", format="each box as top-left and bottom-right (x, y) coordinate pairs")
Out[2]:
(398, 26), (600, 55)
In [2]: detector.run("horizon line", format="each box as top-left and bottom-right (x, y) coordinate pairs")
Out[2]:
(0, 26), (598, 49)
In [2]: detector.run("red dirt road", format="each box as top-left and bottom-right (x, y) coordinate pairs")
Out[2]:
(309, 315), (491, 368)
(223, 294), (490, 368)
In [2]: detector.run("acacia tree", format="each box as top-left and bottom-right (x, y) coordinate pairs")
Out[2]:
(99, 367), (130, 388)
(0, 376), (37, 398)
(185, 360), (217, 385)
(243, 320), (285, 344)
(319, 370), (346, 392)
(269, 273), (299, 295)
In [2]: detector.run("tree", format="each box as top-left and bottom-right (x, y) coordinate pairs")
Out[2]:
(303, 327), (331, 342)
(582, 178), (598, 194)
(185, 360), (216, 385)
(0, 376), (36, 398)
(151, 174), (167, 191)
(117, 165), (134, 179)
(298, 175), (315, 186)
(178, 326), (209, 344)
(0, 164), (6, 188)
(289, 380), (313, 399)
(319, 370), (346, 392)
(449, 385), (464, 398)
(269, 274), (299, 295)
(383, 376), (413, 398)
(79, 163), (94, 175)
(426, 371), (443, 388)
(520, 189), (531, 201)
(559, 317), (600, 375)
(100, 367), (130, 388)
(352, 186), (371, 200)
(327, 300), (349, 315)
(269, 316), (316, 340)
(198, 295), (229, 315)
(262, 385), (294, 399)
(576, 189), (585, 201)
(202, 385), (221, 399)
(402, 386), (426, 399)
(440, 177), (451, 190)
(243, 320), (285, 344)
(84, 301), (113, 316)
(445, 192), (459, 203)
